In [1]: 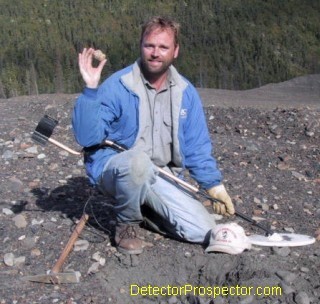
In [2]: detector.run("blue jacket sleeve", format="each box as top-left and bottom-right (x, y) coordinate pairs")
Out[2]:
(72, 88), (104, 147)
(182, 86), (222, 189)
(72, 81), (121, 148)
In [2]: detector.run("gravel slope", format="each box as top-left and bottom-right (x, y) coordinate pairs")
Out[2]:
(0, 74), (319, 304)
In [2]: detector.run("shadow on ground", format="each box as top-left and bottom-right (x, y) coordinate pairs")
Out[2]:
(30, 177), (117, 243)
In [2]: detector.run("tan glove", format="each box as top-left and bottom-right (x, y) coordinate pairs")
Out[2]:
(207, 184), (235, 216)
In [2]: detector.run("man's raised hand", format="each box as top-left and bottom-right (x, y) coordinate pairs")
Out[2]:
(78, 48), (107, 89)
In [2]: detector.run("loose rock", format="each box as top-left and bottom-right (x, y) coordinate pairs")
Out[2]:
(12, 214), (27, 228)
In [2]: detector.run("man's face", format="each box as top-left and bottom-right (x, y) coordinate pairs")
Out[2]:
(140, 28), (179, 78)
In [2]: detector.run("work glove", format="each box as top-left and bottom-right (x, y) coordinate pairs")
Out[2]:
(207, 184), (235, 216)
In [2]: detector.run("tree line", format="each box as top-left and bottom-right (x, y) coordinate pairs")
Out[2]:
(0, 0), (319, 98)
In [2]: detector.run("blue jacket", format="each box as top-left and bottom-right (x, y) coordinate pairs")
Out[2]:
(72, 61), (222, 189)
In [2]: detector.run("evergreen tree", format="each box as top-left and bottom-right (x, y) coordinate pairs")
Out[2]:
(0, 0), (319, 96)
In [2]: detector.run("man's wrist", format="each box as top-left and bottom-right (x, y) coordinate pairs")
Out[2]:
(208, 184), (225, 195)
(86, 83), (99, 89)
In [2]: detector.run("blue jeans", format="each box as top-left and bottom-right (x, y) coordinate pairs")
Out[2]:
(98, 150), (216, 244)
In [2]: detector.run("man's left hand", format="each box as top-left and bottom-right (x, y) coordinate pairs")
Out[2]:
(207, 184), (235, 216)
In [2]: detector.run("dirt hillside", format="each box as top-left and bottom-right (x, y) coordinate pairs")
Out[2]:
(0, 74), (319, 304)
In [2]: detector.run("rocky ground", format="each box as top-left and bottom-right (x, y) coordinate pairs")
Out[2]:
(0, 75), (319, 304)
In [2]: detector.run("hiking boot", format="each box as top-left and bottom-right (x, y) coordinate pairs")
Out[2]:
(114, 223), (143, 254)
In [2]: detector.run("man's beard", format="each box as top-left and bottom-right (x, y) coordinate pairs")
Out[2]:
(140, 57), (173, 79)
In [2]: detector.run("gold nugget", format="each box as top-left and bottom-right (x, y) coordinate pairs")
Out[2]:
(93, 50), (106, 61)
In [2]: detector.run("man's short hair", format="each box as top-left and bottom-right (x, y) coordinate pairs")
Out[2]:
(140, 16), (180, 47)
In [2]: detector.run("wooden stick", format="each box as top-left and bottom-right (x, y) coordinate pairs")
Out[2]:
(51, 214), (89, 274)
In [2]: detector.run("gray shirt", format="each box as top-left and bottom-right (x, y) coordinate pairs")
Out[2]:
(134, 72), (175, 167)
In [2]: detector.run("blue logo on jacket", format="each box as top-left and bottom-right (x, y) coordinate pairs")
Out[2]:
(180, 109), (187, 118)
